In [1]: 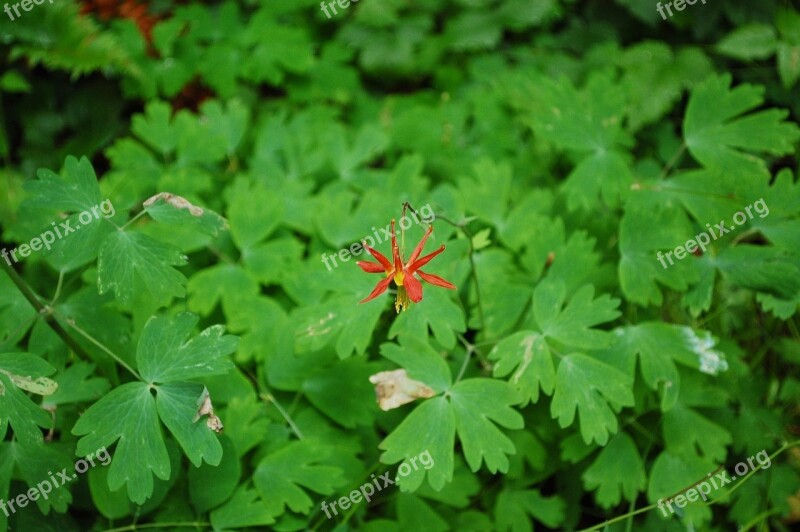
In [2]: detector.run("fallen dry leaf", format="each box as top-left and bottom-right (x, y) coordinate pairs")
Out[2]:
(144, 192), (205, 217)
(369, 369), (436, 411)
(194, 387), (224, 433)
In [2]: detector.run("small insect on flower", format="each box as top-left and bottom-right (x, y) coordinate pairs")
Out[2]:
(358, 219), (456, 312)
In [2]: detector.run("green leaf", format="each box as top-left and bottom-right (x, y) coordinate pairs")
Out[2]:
(533, 281), (620, 349)
(189, 435), (241, 514)
(472, 228), (492, 251)
(396, 493), (449, 532)
(562, 150), (633, 211)
(144, 193), (229, 238)
(489, 332), (555, 405)
(777, 42), (800, 88)
(389, 287), (466, 350)
(132, 101), (179, 157)
(380, 337), (452, 394)
(0, 352), (57, 395)
(200, 99), (250, 155)
(97, 230), (188, 305)
(495, 489), (566, 531)
(0, 274), (36, 350)
(379, 397), (456, 491)
(252, 440), (345, 518)
(242, 20), (314, 85)
(225, 177), (284, 250)
(550, 354), (634, 445)
(582, 433), (646, 508)
(302, 356), (380, 428)
(0, 353), (55, 445)
(72, 382), (170, 505)
(379, 376), (522, 488)
(619, 323), (682, 410)
(42, 362), (110, 406)
(460, 158), (512, 227)
(684, 73), (800, 179)
(716, 24), (777, 60)
(293, 295), (385, 359)
(210, 485), (276, 529)
(715, 245), (800, 300)
(663, 405), (732, 462)
(187, 264), (260, 316)
(450, 379), (523, 474)
(647, 451), (715, 524)
(10, 440), (75, 513)
(156, 382), (223, 467)
(221, 396), (270, 458)
(137, 312), (239, 384)
(0, 70), (31, 93)
(618, 198), (699, 306)
(24, 155), (102, 213)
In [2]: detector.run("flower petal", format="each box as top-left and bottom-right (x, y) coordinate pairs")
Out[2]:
(390, 219), (403, 272)
(417, 270), (456, 289)
(362, 241), (392, 272)
(404, 272), (424, 302)
(407, 225), (433, 265)
(408, 244), (446, 273)
(360, 276), (394, 303)
(357, 260), (386, 273)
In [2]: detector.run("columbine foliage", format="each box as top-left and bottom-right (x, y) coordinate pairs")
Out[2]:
(1, 1), (799, 531)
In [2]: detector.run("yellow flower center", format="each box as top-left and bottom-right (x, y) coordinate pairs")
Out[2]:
(393, 270), (405, 286)
(395, 286), (410, 313)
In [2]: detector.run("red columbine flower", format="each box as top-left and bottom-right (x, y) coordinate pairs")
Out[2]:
(358, 220), (456, 312)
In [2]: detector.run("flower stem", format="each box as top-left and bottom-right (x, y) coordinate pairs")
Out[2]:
(433, 212), (486, 331)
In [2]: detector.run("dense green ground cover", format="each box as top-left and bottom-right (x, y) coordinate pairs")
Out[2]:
(1, 0), (800, 530)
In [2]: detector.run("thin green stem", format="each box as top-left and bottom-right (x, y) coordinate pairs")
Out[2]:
(696, 439), (800, 504)
(1, 260), (93, 362)
(455, 333), (474, 382)
(787, 317), (800, 341)
(623, 496), (636, 532)
(739, 508), (782, 531)
(50, 270), (65, 305)
(119, 209), (148, 232)
(577, 439), (800, 532)
(634, 182), (745, 203)
(63, 316), (142, 381)
(657, 142), (686, 180)
(308, 461), (384, 530)
(578, 505), (653, 532)
(261, 391), (304, 439)
(435, 213), (486, 331)
(102, 522), (210, 532)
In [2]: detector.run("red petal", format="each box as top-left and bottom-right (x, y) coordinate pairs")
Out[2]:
(407, 225), (433, 265)
(363, 241), (392, 272)
(391, 219), (403, 272)
(417, 270), (456, 289)
(360, 276), (393, 303)
(408, 245), (446, 273)
(357, 261), (385, 273)
(404, 273), (424, 302)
